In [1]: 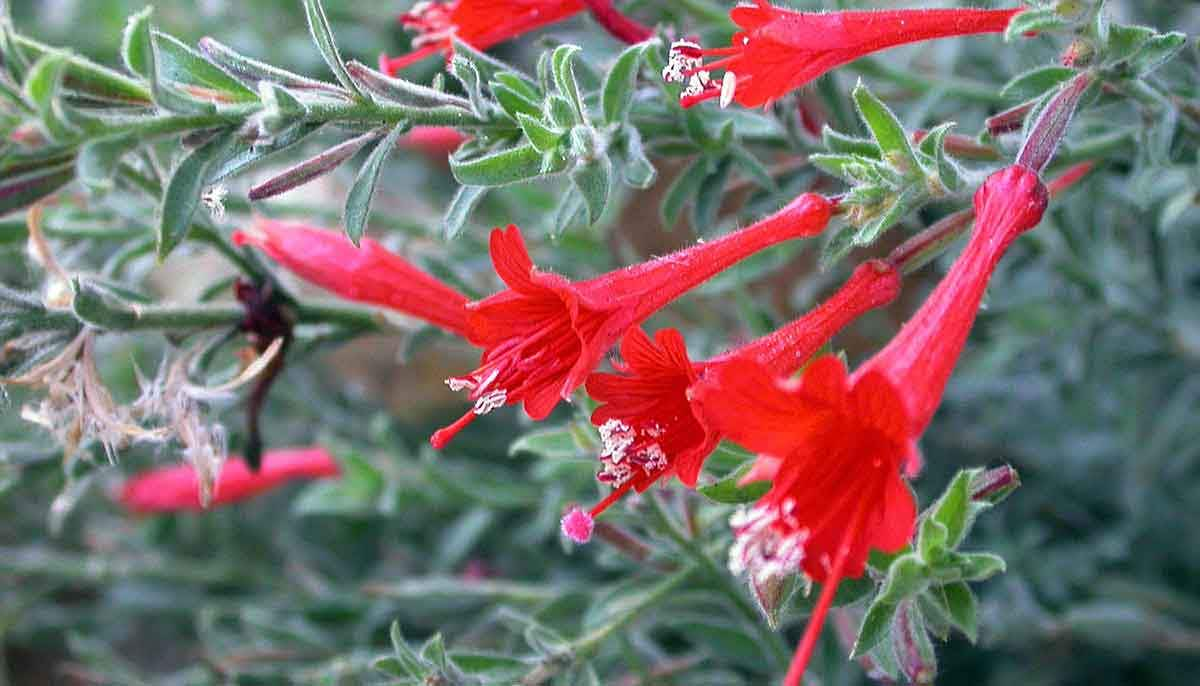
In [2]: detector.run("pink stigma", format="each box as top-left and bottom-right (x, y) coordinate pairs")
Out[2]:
(561, 507), (595, 544)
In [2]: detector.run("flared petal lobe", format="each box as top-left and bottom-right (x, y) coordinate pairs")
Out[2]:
(380, 0), (586, 74)
(438, 197), (834, 448)
(119, 447), (340, 514)
(233, 218), (471, 337)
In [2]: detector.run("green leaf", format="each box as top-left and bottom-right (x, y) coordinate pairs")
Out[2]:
(822, 125), (881, 157)
(936, 582), (979, 643)
(199, 36), (341, 95)
(819, 222), (860, 269)
(617, 126), (656, 189)
(1104, 23), (1156, 63)
(77, 134), (139, 192)
(22, 52), (76, 143)
(571, 157), (612, 226)
(1129, 32), (1187, 77)
(930, 469), (974, 549)
(344, 123), (408, 246)
(852, 80), (919, 177)
(420, 633), (448, 671)
(516, 113), (564, 153)
(493, 82), (542, 120)
(120, 7), (154, 79)
(918, 516), (950, 565)
(449, 54), (485, 117)
(152, 31), (257, 101)
(602, 41), (650, 124)
(952, 552), (1006, 582)
(693, 156), (731, 232)
(121, 7), (214, 113)
(853, 553), (928, 657)
(545, 94), (577, 129)
(1004, 7), (1068, 42)
(389, 621), (427, 678)
(211, 122), (322, 183)
(301, 0), (362, 98)
(551, 44), (585, 122)
(549, 188), (587, 237)
(443, 185), (488, 239)
(451, 38), (523, 84)
(660, 156), (710, 230)
(924, 123), (964, 194)
(1001, 65), (1078, 101)
(156, 129), (235, 259)
(698, 461), (771, 505)
(855, 185), (924, 247)
(292, 454), (383, 516)
(728, 145), (776, 191)
(451, 143), (566, 187)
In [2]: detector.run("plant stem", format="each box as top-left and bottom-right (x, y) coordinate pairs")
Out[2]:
(646, 493), (792, 671)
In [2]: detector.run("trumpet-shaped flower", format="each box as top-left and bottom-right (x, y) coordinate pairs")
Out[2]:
(119, 447), (341, 513)
(434, 193), (834, 448)
(234, 217), (471, 337)
(663, 1), (1022, 108)
(695, 165), (1049, 685)
(380, 0), (586, 75)
(562, 259), (900, 541)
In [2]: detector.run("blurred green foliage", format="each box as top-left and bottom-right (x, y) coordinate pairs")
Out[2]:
(1, 0), (1199, 685)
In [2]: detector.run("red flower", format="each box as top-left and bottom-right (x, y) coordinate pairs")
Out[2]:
(119, 447), (340, 514)
(433, 193), (834, 448)
(663, 1), (1022, 108)
(562, 259), (900, 541)
(694, 166), (1049, 685)
(379, 0), (586, 75)
(233, 217), (471, 338)
(400, 126), (469, 160)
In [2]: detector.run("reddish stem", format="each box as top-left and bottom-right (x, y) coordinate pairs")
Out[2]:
(581, 0), (653, 44)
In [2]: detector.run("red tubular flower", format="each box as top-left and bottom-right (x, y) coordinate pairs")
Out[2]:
(562, 259), (900, 541)
(379, 0), (586, 75)
(233, 218), (471, 338)
(119, 447), (340, 514)
(662, 1), (1022, 108)
(694, 165), (1049, 685)
(400, 126), (469, 160)
(432, 193), (834, 449)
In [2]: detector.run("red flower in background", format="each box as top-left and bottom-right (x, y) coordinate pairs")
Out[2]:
(380, 0), (586, 75)
(695, 165), (1049, 685)
(562, 259), (900, 541)
(233, 217), (471, 337)
(119, 447), (340, 514)
(663, 1), (1022, 108)
(400, 126), (469, 160)
(433, 193), (834, 449)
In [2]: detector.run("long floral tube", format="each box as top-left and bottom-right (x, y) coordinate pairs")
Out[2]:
(663, 1), (1023, 108)
(119, 447), (340, 514)
(431, 193), (835, 448)
(694, 165), (1050, 686)
(233, 217), (472, 338)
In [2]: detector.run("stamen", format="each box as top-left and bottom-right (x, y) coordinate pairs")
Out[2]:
(728, 500), (808, 587)
(473, 389), (507, 415)
(446, 377), (476, 392)
(598, 418), (635, 463)
(719, 72), (737, 108)
(663, 40), (704, 83)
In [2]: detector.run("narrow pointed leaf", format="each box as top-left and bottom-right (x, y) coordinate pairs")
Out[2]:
(344, 123), (408, 246)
